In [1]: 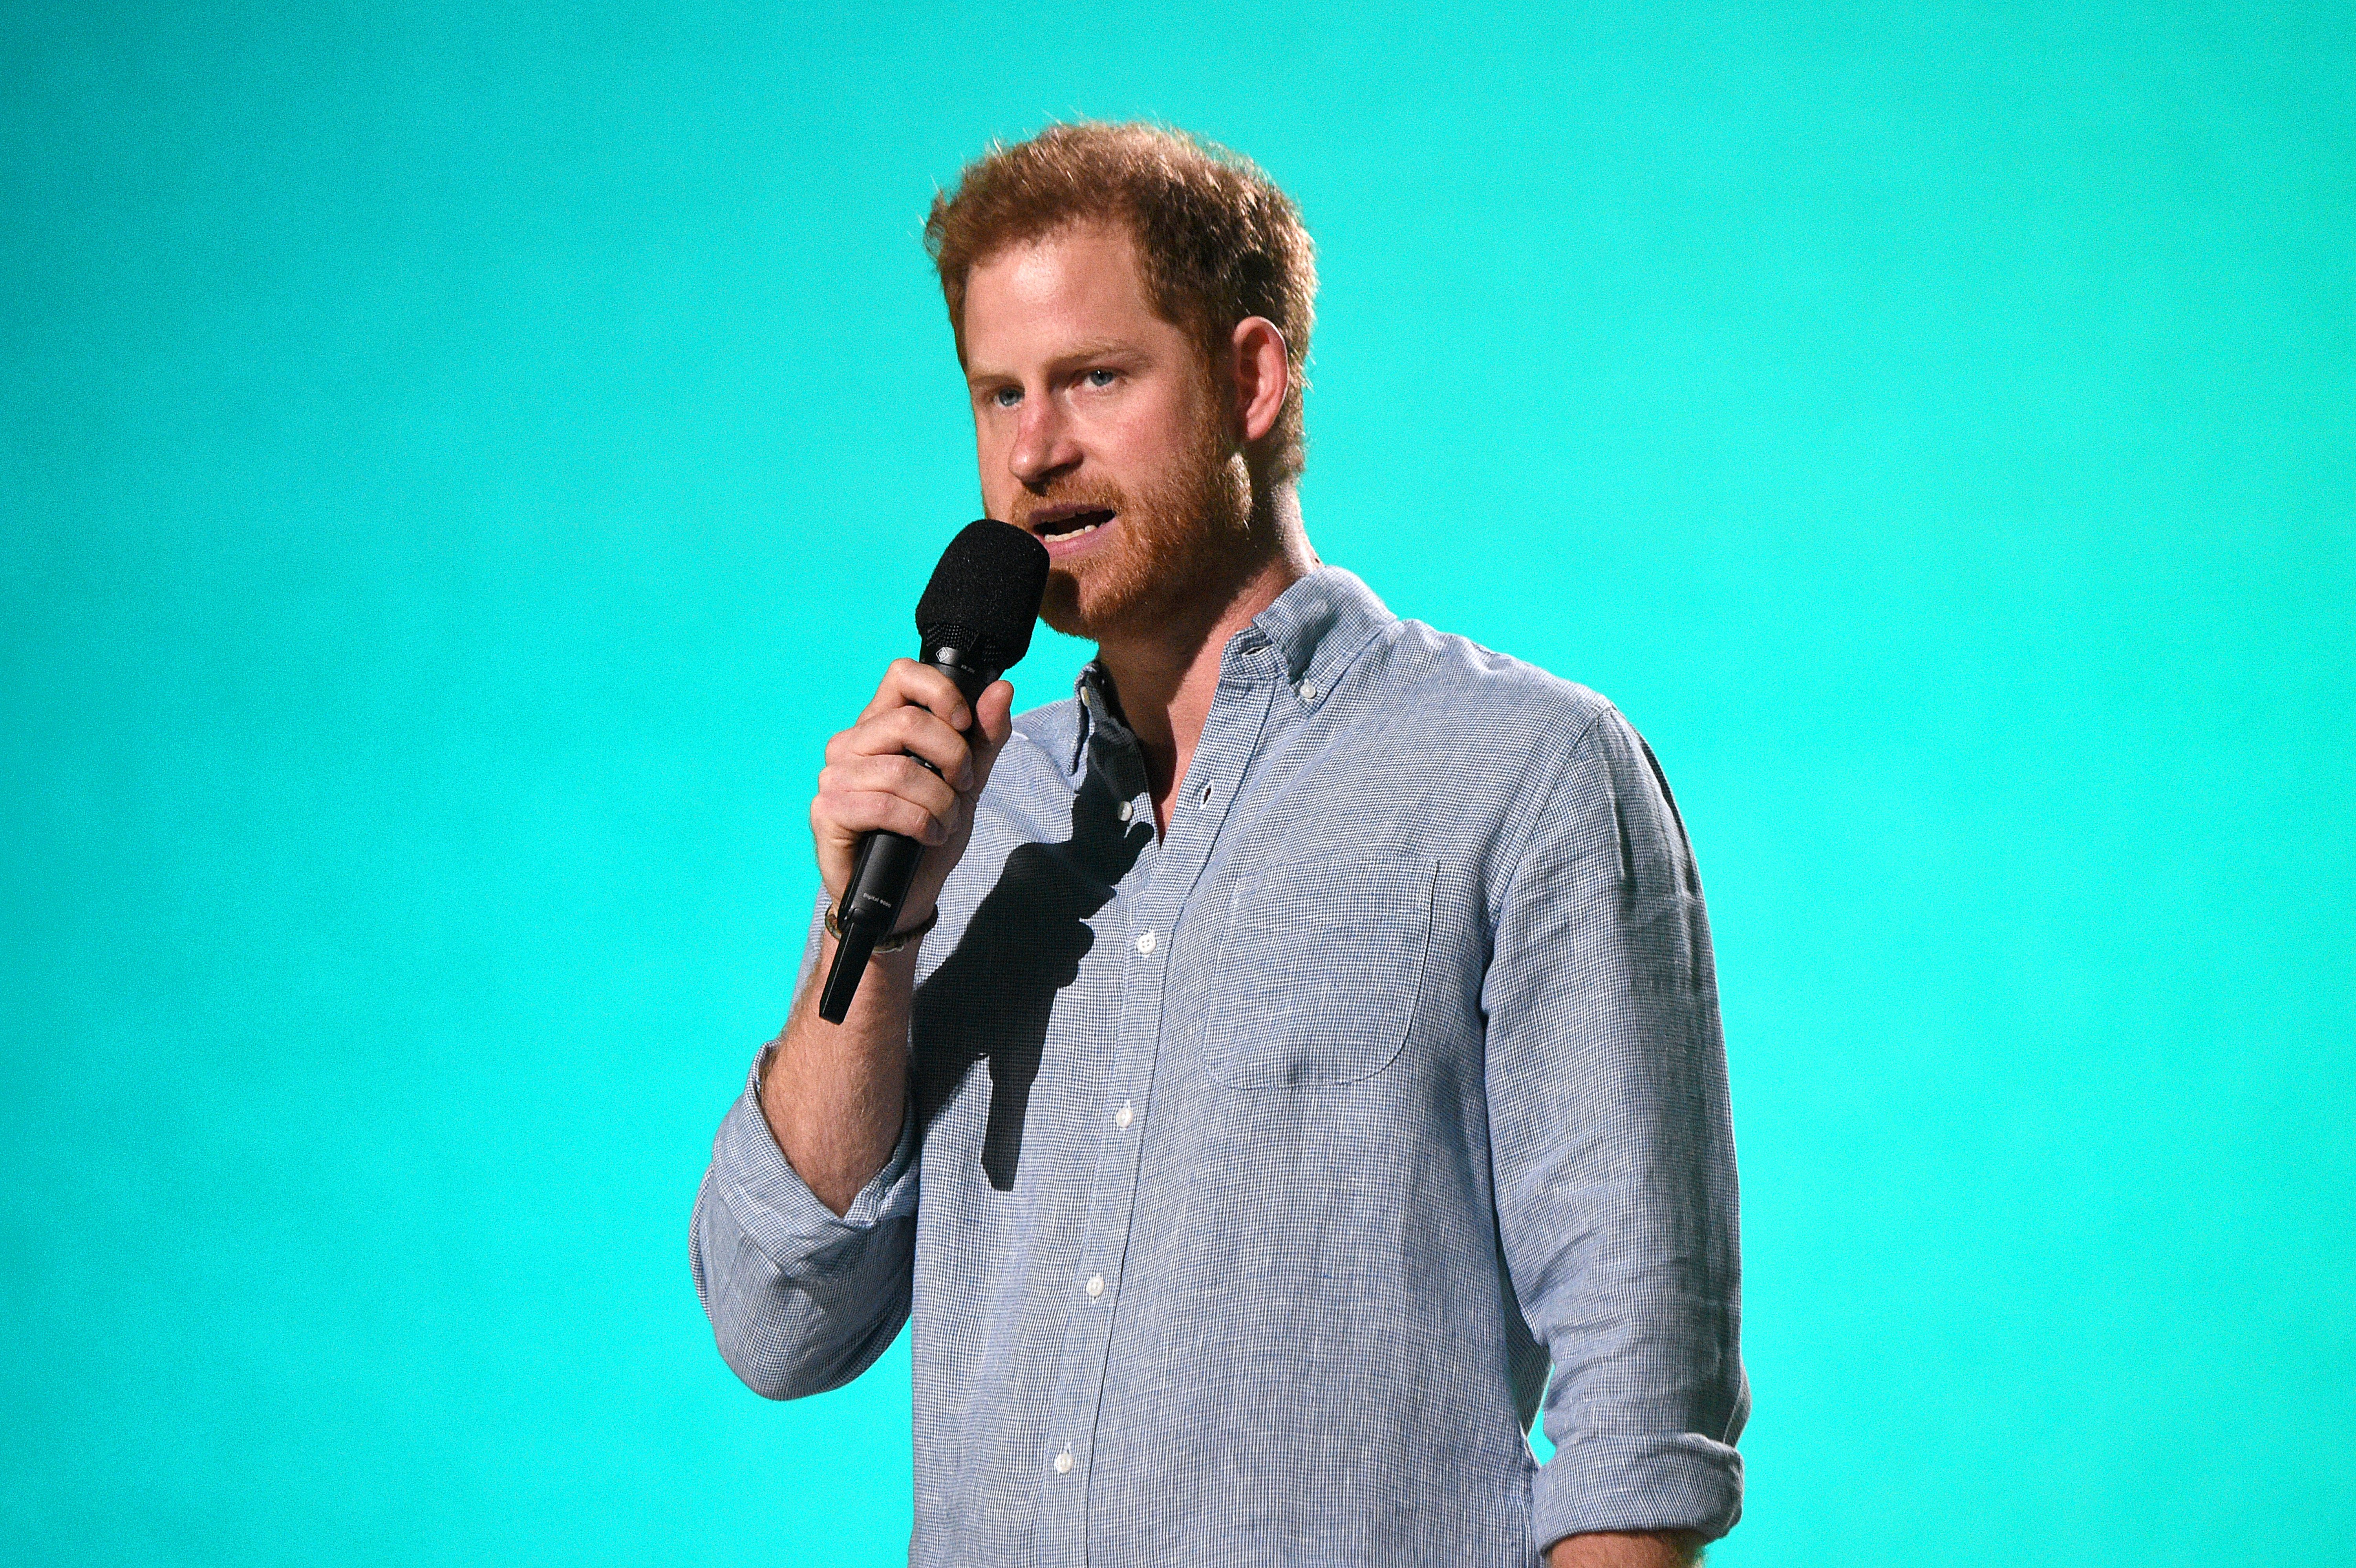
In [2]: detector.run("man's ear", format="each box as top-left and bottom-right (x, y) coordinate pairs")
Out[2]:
(1228, 317), (1290, 447)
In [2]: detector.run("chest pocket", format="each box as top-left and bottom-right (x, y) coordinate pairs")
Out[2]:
(1200, 853), (1440, 1089)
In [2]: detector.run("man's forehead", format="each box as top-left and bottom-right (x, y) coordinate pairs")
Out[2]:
(961, 221), (1176, 364)
(971, 218), (1140, 293)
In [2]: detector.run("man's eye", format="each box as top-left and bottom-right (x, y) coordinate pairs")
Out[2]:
(990, 386), (1022, 408)
(1081, 369), (1119, 389)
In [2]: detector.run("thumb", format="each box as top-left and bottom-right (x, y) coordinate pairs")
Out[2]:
(968, 680), (1017, 790)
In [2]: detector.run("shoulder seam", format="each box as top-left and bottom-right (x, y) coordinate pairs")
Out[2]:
(1491, 701), (1621, 929)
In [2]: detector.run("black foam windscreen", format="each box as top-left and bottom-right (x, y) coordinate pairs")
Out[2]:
(914, 520), (1051, 673)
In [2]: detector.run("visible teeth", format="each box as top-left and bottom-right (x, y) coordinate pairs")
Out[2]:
(1043, 521), (1100, 541)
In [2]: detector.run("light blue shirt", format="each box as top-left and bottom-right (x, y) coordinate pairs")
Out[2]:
(691, 566), (1746, 1565)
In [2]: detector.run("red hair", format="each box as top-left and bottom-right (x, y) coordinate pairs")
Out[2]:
(926, 122), (1318, 484)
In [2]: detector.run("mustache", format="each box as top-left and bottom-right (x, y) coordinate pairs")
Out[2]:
(1008, 485), (1127, 526)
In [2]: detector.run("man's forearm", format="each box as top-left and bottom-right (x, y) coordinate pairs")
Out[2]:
(758, 928), (924, 1216)
(1547, 1531), (1702, 1568)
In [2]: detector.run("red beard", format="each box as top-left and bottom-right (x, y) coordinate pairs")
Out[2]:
(1010, 400), (1253, 644)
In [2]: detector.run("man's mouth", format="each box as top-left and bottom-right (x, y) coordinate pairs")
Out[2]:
(1026, 507), (1116, 543)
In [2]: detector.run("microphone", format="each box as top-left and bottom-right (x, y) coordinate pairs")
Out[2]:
(816, 520), (1050, 1023)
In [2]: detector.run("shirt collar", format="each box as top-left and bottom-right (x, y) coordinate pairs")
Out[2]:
(1067, 565), (1396, 773)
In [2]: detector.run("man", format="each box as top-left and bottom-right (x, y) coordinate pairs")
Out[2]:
(692, 123), (1745, 1566)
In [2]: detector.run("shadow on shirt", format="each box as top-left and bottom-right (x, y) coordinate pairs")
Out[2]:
(910, 772), (1153, 1191)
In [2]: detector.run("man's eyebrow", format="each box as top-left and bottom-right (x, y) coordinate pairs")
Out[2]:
(1059, 337), (1147, 361)
(966, 338), (1151, 384)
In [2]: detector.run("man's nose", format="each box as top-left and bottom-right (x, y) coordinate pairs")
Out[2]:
(1007, 397), (1080, 489)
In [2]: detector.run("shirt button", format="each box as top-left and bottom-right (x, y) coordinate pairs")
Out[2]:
(1086, 1274), (1105, 1298)
(1301, 681), (1321, 703)
(1054, 1448), (1074, 1475)
(1135, 930), (1156, 955)
(1116, 800), (1133, 823)
(1115, 1100), (1133, 1130)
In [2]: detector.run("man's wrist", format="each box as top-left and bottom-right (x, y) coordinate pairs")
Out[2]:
(1546, 1530), (1702, 1567)
(824, 900), (939, 953)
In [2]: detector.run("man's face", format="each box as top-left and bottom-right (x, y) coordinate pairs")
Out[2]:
(961, 221), (1249, 641)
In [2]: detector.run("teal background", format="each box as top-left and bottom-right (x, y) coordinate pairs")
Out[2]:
(4, 2), (2350, 1563)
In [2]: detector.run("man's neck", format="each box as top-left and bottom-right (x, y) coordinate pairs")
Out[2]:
(1093, 492), (1314, 833)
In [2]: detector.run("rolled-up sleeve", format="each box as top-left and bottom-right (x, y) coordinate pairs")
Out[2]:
(1483, 704), (1748, 1548)
(689, 902), (924, 1401)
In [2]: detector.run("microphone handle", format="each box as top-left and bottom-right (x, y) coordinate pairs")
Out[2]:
(815, 651), (994, 1023)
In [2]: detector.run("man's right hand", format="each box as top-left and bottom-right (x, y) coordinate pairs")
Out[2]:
(811, 659), (1017, 934)
(763, 662), (1016, 1217)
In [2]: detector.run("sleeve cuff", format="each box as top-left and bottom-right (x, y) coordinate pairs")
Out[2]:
(707, 1054), (921, 1268)
(1532, 1433), (1745, 1550)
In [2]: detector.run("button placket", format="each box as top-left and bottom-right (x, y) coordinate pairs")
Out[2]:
(1035, 658), (1279, 1568)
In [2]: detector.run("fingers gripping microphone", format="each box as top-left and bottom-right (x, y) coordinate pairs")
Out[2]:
(816, 520), (1050, 1023)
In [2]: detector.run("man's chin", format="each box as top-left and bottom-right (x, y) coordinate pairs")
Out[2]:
(1038, 572), (1114, 642)
(1038, 593), (1089, 641)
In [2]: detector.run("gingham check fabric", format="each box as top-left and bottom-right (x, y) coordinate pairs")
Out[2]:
(692, 567), (1746, 1566)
